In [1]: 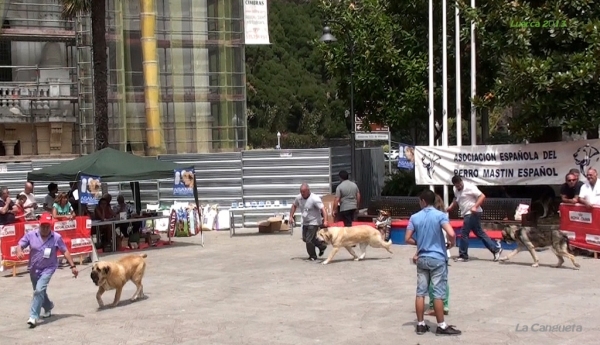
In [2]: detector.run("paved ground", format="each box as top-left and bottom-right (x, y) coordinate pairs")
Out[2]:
(1, 228), (599, 345)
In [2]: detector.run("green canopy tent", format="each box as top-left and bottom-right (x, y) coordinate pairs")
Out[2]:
(27, 148), (201, 230)
(28, 147), (191, 182)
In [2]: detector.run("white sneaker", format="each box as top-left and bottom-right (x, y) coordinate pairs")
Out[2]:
(41, 309), (52, 318)
(27, 318), (36, 328)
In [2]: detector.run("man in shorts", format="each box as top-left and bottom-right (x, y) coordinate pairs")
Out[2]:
(406, 190), (461, 336)
(290, 183), (328, 261)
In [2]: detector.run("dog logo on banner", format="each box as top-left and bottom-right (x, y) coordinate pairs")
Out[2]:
(421, 151), (441, 179)
(573, 144), (600, 174)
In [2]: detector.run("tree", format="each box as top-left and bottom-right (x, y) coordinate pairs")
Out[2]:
(320, 0), (600, 143)
(318, 0), (430, 137)
(60, 0), (108, 151)
(246, 0), (348, 148)
(459, 0), (600, 139)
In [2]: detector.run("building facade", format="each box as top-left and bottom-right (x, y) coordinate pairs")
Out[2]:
(0, 0), (92, 157)
(0, 0), (246, 157)
(106, 0), (247, 154)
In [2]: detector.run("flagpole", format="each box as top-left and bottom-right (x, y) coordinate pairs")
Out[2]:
(470, 0), (477, 146)
(442, 0), (449, 206)
(455, 2), (462, 147)
(428, 0), (435, 192)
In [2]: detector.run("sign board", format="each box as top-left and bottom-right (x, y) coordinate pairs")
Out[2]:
(397, 143), (415, 170)
(173, 168), (195, 197)
(355, 133), (390, 141)
(355, 123), (389, 132)
(79, 174), (101, 205)
(243, 0), (270, 45)
(414, 139), (600, 185)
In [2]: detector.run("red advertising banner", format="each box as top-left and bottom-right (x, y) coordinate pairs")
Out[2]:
(559, 204), (600, 253)
(0, 216), (92, 266)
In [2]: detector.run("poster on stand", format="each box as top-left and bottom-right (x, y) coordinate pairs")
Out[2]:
(397, 143), (415, 170)
(79, 174), (102, 205)
(173, 168), (195, 197)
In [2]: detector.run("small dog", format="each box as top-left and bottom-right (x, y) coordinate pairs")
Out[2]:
(316, 225), (393, 265)
(374, 210), (392, 241)
(90, 253), (148, 307)
(498, 224), (580, 269)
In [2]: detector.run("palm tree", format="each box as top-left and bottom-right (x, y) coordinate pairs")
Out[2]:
(60, 0), (108, 152)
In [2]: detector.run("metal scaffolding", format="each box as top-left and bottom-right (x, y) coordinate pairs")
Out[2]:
(75, 11), (94, 155)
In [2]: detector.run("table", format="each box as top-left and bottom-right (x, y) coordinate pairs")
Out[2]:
(229, 206), (299, 237)
(92, 215), (171, 252)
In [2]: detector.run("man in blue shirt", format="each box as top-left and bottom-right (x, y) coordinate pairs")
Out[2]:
(405, 190), (461, 336)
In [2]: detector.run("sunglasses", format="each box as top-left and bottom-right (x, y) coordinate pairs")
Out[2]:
(567, 179), (577, 182)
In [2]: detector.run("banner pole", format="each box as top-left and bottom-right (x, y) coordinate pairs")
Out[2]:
(470, 0), (477, 146)
(442, 0), (450, 205)
(428, 0), (435, 192)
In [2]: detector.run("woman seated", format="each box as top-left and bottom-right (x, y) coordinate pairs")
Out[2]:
(94, 197), (116, 250)
(52, 192), (75, 219)
(13, 193), (28, 223)
(113, 195), (143, 249)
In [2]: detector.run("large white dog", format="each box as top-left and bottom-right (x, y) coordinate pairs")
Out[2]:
(316, 225), (393, 265)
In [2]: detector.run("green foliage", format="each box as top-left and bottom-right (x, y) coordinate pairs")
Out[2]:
(459, 0), (600, 139)
(246, 0), (348, 148)
(59, 0), (91, 19)
(318, 0), (429, 131)
(381, 170), (427, 196)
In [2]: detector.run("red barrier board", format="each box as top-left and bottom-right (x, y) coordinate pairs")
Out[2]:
(559, 204), (600, 253)
(0, 216), (92, 265)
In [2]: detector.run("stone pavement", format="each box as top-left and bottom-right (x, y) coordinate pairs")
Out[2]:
(1, 228), (599, 345)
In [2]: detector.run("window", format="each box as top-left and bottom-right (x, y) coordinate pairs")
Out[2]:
(0, 21), (13, 82)
(124, 30), (144, 89)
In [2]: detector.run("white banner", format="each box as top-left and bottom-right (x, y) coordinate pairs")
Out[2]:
(415, 139), (600, 185)
(244, 0), (270, 45)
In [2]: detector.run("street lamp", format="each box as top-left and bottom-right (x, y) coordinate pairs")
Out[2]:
(320, 23), (357, 182)
(276, 131), (281, 150)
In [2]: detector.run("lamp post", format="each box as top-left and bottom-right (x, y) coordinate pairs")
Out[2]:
(320, 24), (357, 181)
(276, 131), (281, 149)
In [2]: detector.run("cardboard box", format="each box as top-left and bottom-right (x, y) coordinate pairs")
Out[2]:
(258, 219), (274, 233)
(258, 216), (291, 233)
(321, 194), (338, 225)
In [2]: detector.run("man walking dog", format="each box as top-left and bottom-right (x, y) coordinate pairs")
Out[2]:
(446, 176), (502, 262)
(290, 183), (329, 261)
(16, 213), (79, 328)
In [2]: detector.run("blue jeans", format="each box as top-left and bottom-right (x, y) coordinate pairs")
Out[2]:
(416, 256), (448, 299)
(458, 213), (499, 259)
(30, 272), (54, 319)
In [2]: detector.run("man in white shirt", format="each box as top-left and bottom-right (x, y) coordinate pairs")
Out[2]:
(446, 176), (502, 262)
(578, 168), (600, 207)
(22, 181), (38, 220)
